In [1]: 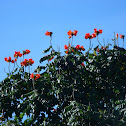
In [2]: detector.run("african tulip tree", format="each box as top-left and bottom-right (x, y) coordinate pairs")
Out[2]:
(0, 29), (126, 126)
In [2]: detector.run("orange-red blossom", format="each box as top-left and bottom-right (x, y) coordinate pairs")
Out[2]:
(94, 28), (102, 34)
(45, 31), (53, 36)
(4, 56), (17, 63)
(64, 44), (71, 54)
(67, 30), (78, 38)
(14, 51), (22, 58)
(96, 48), (99, 52)
(30, 73), (40, 80)
(101, 46), (107, 50)
(65, 51), (68, 54)
(85, 33), (90, 39)
(116, 33), (119, 38)
(120, 34), (125, 39)
(21, 58), (34, 66)
(85, 28), (102, 39)
(85, 33), (96, 39)
(76, 45), (85, 51)
(23, 49), (30, 55)
(64, 44), (71, 50)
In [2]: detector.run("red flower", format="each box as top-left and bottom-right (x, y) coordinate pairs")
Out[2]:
(21, 59), (28, 66)
(4, 56), (15, 63)
(120, 34), (123, 38)
(81, 62), (84, 66)
(67, 30), (72, 36)
(20, 62), (24, 66)
(69, 35), (72, 38)
(75, 45), (85, 51)
(64, 44), (70, 50)
(67, 30), (78, 38)
(96, 48), (99, 52)
(91, 33), (96, 38)
(4, 57), (8, 62)
(8, 56), (11, 61)
(30, 73), (40, 80)
(21, 58), (34, 66)
(65, 51), (68, 54)
(99, 29), (102, 34)
(64, 45), (68, 50)
(30, 73), (34, 79)
(116, 33), (119, 38)
(23, 49), (30, 55)
(26, 49), (30, 54)
(45, 31), (53, 36)
(101, 47), (106, 50)
(81, 46), (85, 51)
(94, 28), (97, 33)
(85, 33), (90, 39)
(76, 45), (80, 50)
(14, 51), (22, 58)
(35, 74), (41, 80)
(120, 34), (125, 39)
(73, 30), (78, 36)
(15, 58), (17, 62)
(94, 28), (102, 35)
(49, 56), (54, 61)
(121, 66), (124, 70)
(29, 59), (34, 65)
(11, 60), (14, 63)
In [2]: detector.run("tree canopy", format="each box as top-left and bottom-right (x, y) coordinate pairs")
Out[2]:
(1, 29), (126, 126)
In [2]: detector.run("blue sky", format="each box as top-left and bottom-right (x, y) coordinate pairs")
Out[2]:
(0, 0), (126, 81)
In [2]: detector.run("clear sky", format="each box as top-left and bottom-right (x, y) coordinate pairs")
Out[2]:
(0, 0), (126, 81)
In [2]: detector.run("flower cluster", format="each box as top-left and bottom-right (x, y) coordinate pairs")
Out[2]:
(75, 45), (85, 51)
(94, 28), (102, 34)
(116, 33), (125, 39)
(85, 28), (102, 39)
(4, 49), (31, 65)
(64, 44), (71, 54)
(85, 33), (96, 39)
(4, 56), (17, 63)
(101, 46), (107, 50)
(14, 51), (22, 58)
(64, 44), (85, 54)
(45, 31), (53, 36)
(64, 44), (71, 50)
(23, 49), (30, 55)
(67, 30), (78, 38)
(21, 59), (34, 66)
(30, 73), (41, 80)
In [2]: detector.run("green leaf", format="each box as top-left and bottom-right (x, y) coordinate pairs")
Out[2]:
(19, 112), (24, 119)
(43, 46), (52, 53)
(34, 66), (46, 72)
(94, 45), (99, 51)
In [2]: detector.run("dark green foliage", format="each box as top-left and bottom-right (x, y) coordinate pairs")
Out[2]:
(1, 43), (126, 125)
